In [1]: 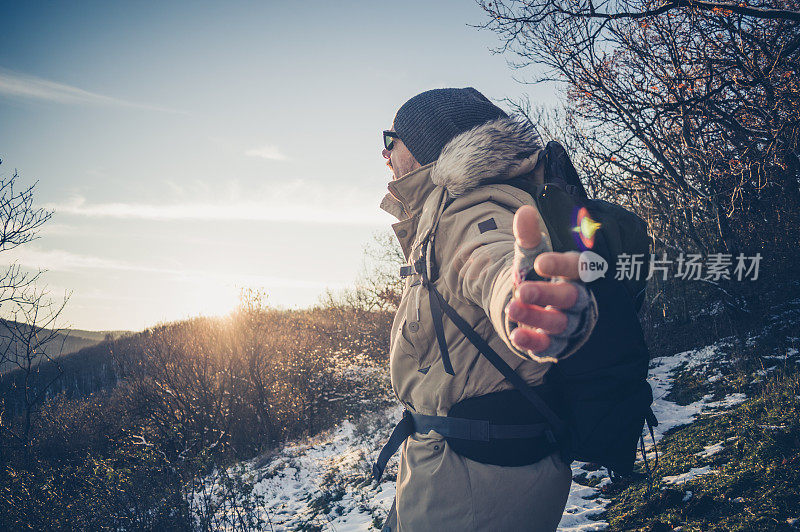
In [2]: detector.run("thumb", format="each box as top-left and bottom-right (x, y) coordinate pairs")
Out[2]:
(512, 205), (547, 285)
(514, 205), (542, 249)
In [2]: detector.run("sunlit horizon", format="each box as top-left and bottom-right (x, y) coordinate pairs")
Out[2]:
(0, 1), (558, 330)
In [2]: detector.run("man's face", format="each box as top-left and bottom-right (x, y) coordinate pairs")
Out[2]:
(382, 127), (420, 181)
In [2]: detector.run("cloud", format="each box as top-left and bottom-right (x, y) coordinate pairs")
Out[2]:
(0, 246), (340, 290)
(245, 144), (288, 161)
(43, 181), (390, 225)
(0, 68), (183, 113)
(44, 197), (385, 225)
(0, 247), (131, 273)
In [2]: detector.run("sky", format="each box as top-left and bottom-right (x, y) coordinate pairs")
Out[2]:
(0, 1), (559, 331)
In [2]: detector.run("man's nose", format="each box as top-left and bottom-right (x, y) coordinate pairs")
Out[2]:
(382, 148), (391, 159)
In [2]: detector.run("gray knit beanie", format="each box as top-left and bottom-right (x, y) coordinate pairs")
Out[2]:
(393, 87), (508, 166)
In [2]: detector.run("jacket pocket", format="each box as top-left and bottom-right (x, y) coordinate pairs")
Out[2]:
(402, 280), (439, 372)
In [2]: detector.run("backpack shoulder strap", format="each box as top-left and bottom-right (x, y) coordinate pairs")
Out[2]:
(425, 280), (567, 440)
(416, 201), (567, 440)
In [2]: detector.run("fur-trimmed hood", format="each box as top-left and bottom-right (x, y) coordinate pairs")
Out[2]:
(430, 116), (544, 198)
(378, 116), (545, 231)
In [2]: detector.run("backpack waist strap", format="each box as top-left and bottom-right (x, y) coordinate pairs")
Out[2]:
(412, 411), (549, 441)
(372, 410), (551, 482)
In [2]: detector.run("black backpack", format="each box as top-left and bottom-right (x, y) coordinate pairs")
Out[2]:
(529, 141), (657, 475)
(373, 141), (657, 483)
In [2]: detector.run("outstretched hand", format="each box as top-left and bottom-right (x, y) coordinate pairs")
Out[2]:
(507, 205), (584, 355)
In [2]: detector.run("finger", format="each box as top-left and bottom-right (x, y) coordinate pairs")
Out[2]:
(507, 300), (567, 335)
(534, 251), (581, 280)
(515, 281), (579, 310)
(510, 326), (550, 354)
(513, 205), (542, 249)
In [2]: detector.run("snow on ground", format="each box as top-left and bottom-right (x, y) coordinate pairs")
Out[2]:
(695, 441), (725, 458)
(195, 407), (404, 531)
(649, 345), (727, 440)
(662, 466), (716, 485)
(196, 335), (762, 531)
(557, 463), (611, 531)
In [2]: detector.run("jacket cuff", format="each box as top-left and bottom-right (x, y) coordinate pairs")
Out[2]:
(488, 266), (533, 360)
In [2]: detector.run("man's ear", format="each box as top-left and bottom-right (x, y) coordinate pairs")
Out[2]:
(407, 146), (421, 172)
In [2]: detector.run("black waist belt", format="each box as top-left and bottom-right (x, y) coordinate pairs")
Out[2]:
(372, 410), (552, 482)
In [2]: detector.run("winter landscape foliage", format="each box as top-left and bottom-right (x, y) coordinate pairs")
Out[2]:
(1, 243), (798, 530)
(2, 0), (800, 529)
(191, 296), (800, 531)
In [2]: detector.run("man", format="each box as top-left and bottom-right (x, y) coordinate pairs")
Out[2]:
(377, 87), (598, 531)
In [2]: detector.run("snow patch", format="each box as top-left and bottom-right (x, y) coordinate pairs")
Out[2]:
(663, 466), (716, 485)
(647, 343), (745, 441)
(557, 464), (610, 531)
(194, 408), (402, 531)
(696, 441), (724, 458)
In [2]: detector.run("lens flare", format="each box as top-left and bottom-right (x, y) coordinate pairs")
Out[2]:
(573, 207), (601, 249)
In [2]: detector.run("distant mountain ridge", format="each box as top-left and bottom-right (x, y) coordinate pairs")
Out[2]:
(0, 320), (131, 374)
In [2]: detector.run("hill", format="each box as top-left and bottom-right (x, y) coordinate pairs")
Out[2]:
(193, 298), (800, 531)
(2, 289), (796, 530)
(0, 320), (130, 374)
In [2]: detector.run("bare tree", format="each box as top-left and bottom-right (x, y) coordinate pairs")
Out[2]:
(481, 0), (800, 23)
(0, 163), (68, 457)
(2, 292), (68, 451)
(0, 169), (52, 312)
(323, 230), (405, 313)
(481, 0), (800, 303)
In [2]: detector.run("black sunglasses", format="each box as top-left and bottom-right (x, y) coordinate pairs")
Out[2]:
(383, 130), (400, 151)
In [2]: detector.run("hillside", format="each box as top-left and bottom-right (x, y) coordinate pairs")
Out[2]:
(193, 298), (800, 531)
(2, 291), (796, 531)
(0, 319), (130, 374)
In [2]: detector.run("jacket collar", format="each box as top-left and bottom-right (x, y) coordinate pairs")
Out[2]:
(379, 162), (437, 259)
(381, 162), (437, 219)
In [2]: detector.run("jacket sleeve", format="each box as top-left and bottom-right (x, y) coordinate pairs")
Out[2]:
(434, 187), (596, 362)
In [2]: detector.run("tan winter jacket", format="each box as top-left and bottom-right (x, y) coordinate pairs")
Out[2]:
(379, 118), (596, 531)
